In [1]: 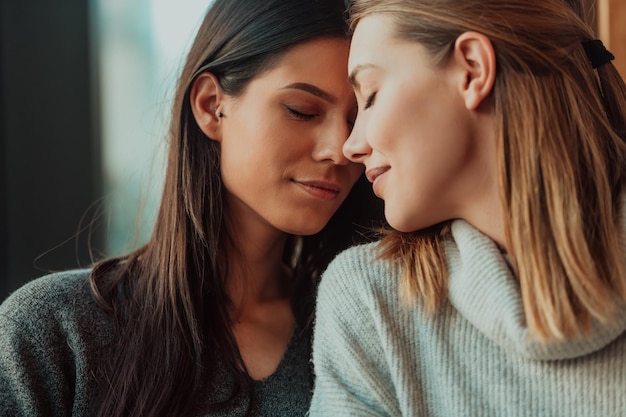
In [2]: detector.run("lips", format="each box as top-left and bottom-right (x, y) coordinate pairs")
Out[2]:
(365, 167), (390, 183)
(293, 180), (341, 200)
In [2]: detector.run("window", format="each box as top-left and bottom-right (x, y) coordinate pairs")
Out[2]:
(96, 0), (211, 255)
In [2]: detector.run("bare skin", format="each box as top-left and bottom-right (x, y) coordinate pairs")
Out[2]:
(231, 296), (295, 380)
(227, 229), (294, 380)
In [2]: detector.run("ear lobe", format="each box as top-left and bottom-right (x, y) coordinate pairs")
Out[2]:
(190, 72), (224, 142)
(452, 32), (496, 110)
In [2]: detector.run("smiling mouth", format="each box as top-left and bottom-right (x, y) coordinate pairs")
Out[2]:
(365, 167), (390, 183)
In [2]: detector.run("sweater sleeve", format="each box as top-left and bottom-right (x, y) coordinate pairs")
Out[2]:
(309, 245), (401, 417)
(0, 273), (87, 417)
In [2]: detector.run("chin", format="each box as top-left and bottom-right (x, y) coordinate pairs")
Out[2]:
(287, 227), (326, 236)
(385, 209), (412, 233)
(387, 223), (417, 233)
(385, 211), (434, 234)
(280, 221), (327, 236)
(278, 209), (336, 236)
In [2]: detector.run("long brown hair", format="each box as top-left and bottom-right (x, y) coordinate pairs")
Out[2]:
(348, 0), (626, 340)
(89, 1), (384, 415)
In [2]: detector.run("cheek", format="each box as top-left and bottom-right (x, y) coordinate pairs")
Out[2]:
(369, 80), (470, 163)
(219, 136), (277, 199)
(365, 87), (420, 152)
(219, 152), (249, 198)
(220, 139), (254, 176)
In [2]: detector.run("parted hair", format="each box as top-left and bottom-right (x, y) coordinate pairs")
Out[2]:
(88, 0), (383, 416)
(348, 0), (626, 341)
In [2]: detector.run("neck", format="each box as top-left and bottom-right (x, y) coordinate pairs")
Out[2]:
(460, 110), (507, 251)
(466, 188), (507, 252)
(225, 218), (292, 312)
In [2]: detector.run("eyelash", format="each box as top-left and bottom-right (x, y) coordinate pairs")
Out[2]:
(364, 92), (377, 110)
(284, 105), (317, 121)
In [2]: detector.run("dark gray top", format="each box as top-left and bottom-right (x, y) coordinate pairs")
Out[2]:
(0, 269), (312, 416)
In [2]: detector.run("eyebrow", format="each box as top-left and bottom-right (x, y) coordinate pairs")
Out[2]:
(348, 64), (377, 91)
(282, 83), (336, 103)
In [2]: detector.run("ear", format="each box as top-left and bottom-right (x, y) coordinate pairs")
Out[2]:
(451, 32), (496, 110)
(189, 72), (225, 142)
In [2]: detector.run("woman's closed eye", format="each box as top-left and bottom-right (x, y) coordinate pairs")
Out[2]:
(284, 105), (318, 120)
(364, 92), (377, 110)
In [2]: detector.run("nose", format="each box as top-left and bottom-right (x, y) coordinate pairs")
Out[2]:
(342, 117), (370, 164)
(312, 118), (352, 166)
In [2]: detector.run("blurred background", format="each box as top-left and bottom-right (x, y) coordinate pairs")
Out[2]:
(1, 0), (211, 301)
(0, 0), (624, 302)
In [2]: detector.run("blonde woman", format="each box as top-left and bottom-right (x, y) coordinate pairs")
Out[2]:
(310, 0), (626, 415)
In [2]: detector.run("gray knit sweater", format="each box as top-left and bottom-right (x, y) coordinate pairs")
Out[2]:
(310, 218), (626, 416)
(0, 270), (312, 416)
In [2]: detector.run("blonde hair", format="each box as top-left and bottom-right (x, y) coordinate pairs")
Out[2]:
(350, 0), (626, 340)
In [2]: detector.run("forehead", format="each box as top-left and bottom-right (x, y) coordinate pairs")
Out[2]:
(349, 15), (398, 69)
(237, 37), (354, 104)
(256, 37), (350, 85)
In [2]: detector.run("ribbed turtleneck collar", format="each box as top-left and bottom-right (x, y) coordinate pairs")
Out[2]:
(444, 201), (626, 361)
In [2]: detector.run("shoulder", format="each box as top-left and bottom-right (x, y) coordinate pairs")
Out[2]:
(319, 241), (402, 306)
(3, 268), (92, 302)
(322, 241), (400, 282)
(316, 241), (405, 344)
(1, 269), (94, 320)
(0, 269), (109, 349)
(0, 270), (112, 416)
(311, 242), (407, 416)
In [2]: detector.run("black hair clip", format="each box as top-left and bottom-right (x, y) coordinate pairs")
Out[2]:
(582, 39), (615, 69)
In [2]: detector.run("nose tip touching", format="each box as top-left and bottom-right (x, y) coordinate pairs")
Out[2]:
(314, 121), (356, 166)
(343, 122), (370, 164)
